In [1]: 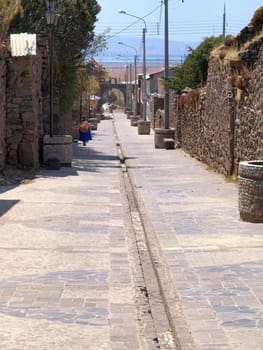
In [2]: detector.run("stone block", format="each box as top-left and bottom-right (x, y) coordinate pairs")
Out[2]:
(164, 138), (175, 149)
(154, 128), (175, 149)
(43, 135), (72, 166)
(47, 152), (61, 170)
(88, 118), (98, 130)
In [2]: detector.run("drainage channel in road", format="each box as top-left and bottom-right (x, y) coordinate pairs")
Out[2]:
(115, 132), (177, 349)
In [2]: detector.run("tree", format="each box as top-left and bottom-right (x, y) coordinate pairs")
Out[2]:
(167, 36), (222, 93)
(9, 0), (105, 113)
(0, 0), (22, 43)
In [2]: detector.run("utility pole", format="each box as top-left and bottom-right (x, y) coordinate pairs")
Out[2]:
(222, 3), (226, 42)
(142, 27), (147, 121)
(164, 0), (169, 129)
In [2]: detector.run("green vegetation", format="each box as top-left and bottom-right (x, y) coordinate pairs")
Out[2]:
(0, 0), (21, 43)
(167, 36), (222, 93)
(225, 174), (237, 183)
(9, 0), (107, 113)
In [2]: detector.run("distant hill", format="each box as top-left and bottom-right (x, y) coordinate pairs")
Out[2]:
(96, 36), (199, 64)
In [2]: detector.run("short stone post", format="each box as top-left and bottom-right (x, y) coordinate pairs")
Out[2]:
(43, 135), (72, 167)
(137, 120), (151, 135)
(154, 128), (175, 149)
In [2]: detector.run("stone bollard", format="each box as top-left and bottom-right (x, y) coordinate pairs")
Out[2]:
(88, 118), (98, 130)
(95, 113), (101, 123)
(154, 128), (175, 149)
(130, 116), (140, 126)
(137, 120), (151, 135)
(43, 135), (72, 167)
(126, 111), (134, 119)
(238, 160), (263, 223)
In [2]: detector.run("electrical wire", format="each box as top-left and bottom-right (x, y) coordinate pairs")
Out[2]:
(95, 0), (248, 43)
(105, 3), (162, 40)
(96, 20), (246, 39)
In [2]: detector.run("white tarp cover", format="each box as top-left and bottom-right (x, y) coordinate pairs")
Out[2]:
(10, 33), (36, 57)
(90, 95), (101, 100)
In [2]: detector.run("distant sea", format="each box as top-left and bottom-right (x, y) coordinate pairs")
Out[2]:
(95, 55), (185, 65)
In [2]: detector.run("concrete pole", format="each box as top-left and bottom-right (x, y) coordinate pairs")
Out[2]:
(134, 54), (138, 115)
(164, 0), (169, 129)
(142, 28), (147, 121)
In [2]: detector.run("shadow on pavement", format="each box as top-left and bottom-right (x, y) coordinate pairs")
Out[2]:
(0, 141), (127, 189)
(0, 199), (20, 217)
(39, 143), (122, 178)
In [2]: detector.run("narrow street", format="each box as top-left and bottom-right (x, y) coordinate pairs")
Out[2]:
(0, 112), (175, 349)
(0, 111), (262, 349)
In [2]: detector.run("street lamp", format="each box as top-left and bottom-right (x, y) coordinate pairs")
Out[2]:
(118, 41), (138, 115)
(119, 10), (147, 122)
(45, 0), (59, 137)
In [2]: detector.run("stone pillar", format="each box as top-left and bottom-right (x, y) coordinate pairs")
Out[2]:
(6, 55), (42, 169)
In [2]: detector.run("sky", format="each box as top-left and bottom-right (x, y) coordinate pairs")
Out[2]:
(95, 0), (262, 42)
(94, 0), (262, 64)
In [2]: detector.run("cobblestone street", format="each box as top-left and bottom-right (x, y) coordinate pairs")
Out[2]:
(0, 111), (262, 349)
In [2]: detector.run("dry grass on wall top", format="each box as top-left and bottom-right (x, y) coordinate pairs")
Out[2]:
(211, 5), (263, 62)
(249, 6), (263, 28)
(211, 29), (263, 63)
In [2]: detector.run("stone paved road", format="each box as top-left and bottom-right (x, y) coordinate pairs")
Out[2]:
(0, 118), (159, 350)
(114, 112), (263, 350)
(1, 110), (263, 349)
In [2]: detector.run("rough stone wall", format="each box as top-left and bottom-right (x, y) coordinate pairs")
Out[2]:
(153, 39), (263, 176)
(150, 96), (164, 128)
(235, 44), (263, 168)
(6, 55), (42, 169)
(0, 52), (7, 170)
(177, 89), (205, 160)
(201, 57), (236, 174)
(168, 90), (176, 130)
(173, 58), (237, 175)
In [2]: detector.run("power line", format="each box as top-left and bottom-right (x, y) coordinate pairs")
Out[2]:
(105, 3), (162, 40)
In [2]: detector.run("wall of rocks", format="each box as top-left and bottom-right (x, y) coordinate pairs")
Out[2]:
(235, 44), (263, 165)
(150, 96), (164, 129)
(0, 35), (74, 172)
(0, 51), (7, 170)
(6, 55), (42, 169)
(165, 39), (263, 176)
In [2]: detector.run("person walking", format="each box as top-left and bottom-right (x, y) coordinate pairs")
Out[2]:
(78, 119), (92, 146)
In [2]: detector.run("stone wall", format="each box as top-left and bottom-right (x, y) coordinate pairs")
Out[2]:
(200, 57), (236, 175)
(0, 35), (74, 171)
(170, 58), (237, 175)
(156, 39), (263, 176)
(235, 44), (263, 167)
(0, 51), (7, 170)
(150, 96), (164, 129)
(6, 55), (42, 169)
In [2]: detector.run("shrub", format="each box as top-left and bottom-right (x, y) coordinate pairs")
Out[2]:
(167, 36), (222, 93)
